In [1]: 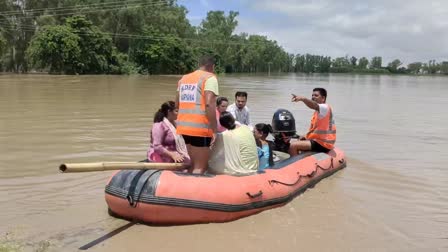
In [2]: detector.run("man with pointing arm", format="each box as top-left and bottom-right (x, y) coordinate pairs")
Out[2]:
(289, 88), (336, 156)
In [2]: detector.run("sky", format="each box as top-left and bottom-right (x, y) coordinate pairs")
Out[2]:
(180, 0), (448, 65)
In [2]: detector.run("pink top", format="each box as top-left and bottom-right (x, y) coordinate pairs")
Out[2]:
(216, 109), (226, 133)
(147, 122), (182, 163)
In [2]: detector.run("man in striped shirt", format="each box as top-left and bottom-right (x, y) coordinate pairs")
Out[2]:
(226, 91), (252, 129)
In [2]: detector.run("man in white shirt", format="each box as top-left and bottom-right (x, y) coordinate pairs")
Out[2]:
(227, 91), (252, 128)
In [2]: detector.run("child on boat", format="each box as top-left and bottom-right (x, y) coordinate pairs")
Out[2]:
(254, 123), (275, 170)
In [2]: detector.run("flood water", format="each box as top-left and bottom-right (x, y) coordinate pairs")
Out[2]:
(1, 73), (447, 251)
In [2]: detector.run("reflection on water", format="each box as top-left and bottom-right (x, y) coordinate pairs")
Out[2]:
(1, 74), (447, 251)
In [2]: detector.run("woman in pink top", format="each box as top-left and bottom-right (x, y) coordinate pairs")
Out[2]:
(147, 101), (190, 163)
(216, 96), (229, 133)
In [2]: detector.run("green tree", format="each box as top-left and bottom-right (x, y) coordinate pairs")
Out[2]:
(358, 57), (369, 69)
(332, 57), (350, 68)
(132, 28), (194, 74)
(331, 56), (351, 72)
(423, 60), (439, 74)
(198, 11), (239, 71)
(0, 36), (6, 56)
(65, 16), (120, 74)
(387, 59), (402, 73)
(200, 11), (239, 39)
(27, 15), (124, 74)
(0, 0), (52, 72)
(241, 35), (267, 72)
(441, 62), (448, 75)
(370, 56), (382, 69)
(27, 25), (81, 74)
(294, 54), (305, 72)
(0, 35), (6, 71)
(350, 56), (357, 66)
(407, 62), (422, 74)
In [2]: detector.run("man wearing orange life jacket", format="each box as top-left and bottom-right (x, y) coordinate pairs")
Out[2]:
(175, 55), (219, 174)
(288, 88), (336, 156)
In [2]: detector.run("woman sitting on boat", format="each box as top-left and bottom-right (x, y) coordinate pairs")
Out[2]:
(216, 96), (229, 133)
(212, 111), (259, 175)
(254, 123), (275, 170)
(147, 101), (190, 164)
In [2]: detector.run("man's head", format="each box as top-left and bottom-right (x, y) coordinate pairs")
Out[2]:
(234, 91), (248, 110)
(199, 55), (215, 73)
(312, 88), (327, 104)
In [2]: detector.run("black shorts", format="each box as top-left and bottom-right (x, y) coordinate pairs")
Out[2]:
(310, 140), (331, 153)
(182, 135), (212, 147)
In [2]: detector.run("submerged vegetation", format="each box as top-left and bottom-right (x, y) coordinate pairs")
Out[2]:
(0, 0), (447, 75)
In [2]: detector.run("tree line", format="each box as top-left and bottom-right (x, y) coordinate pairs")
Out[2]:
(293, 55), (448, 75)
(0, 0), (447, 75)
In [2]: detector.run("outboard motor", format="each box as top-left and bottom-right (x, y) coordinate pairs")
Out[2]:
(271, 109), (299, 153)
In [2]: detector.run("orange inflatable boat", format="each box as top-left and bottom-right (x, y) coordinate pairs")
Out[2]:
(105, 148), (346, 225)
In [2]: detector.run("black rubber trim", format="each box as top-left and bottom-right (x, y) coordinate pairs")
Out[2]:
(173, 172), (216, 178)
(105, 162), (346, 212)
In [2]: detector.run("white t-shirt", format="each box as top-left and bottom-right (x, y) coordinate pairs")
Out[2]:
(318, 104), (329, 118)
(208, 125), (259, 175)
(226, 103), (251, 127)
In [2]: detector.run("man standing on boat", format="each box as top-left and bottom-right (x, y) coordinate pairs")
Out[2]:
(227, 91), (252, 128)
(176, 55), (219, 174)
(288, 88), (336, 156)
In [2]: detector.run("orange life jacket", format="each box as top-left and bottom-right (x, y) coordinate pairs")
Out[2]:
(306, 105), (336, 150)
(176, 70), (215, 137)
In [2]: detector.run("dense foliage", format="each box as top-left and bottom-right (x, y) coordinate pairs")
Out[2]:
(0, 0), (447, 75)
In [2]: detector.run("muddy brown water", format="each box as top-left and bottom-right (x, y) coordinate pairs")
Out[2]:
(1, 74), (447, 251)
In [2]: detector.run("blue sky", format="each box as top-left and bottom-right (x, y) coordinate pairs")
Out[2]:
(181, 0), (241, 25)
(179, 0), (448, 64)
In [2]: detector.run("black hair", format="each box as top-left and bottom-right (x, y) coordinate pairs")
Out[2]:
(235, 91), (248, 99)
(216, 96), (229, 106)
(255, 123), (273, 136)
(313, 88), (327, 101)
(254, 123), (275, 167)
(154, 101), (175, 123)
(219, 111), (236, 130)
(199, 55), (215, 68)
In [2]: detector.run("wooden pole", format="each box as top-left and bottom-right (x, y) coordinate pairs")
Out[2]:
(59, 162), (188, 173)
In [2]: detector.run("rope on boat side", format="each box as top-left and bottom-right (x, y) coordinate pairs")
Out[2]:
(268, 157), (338, 187)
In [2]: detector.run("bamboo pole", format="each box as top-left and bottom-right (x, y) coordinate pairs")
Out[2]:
(59, 162), (188, 173)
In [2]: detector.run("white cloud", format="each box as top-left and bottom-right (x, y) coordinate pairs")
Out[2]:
(236, 0), (448, 64)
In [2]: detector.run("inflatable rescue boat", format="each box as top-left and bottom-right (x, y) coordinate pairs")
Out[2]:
(105, 148), (346, 225)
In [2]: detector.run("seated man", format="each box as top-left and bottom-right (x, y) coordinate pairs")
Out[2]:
(227, 91), (252, 128)
(208, 112), (258, 175)
(289, 88), (336, 156)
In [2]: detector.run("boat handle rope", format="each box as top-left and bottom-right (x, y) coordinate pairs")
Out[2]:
(268, 157), (339, 187)
(315, 157), (334, 171)
(246, 190), (263, 199)
(127, 170), (162, 208)
(126, 170), (147, 207)
(268, 171), (314, 187)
